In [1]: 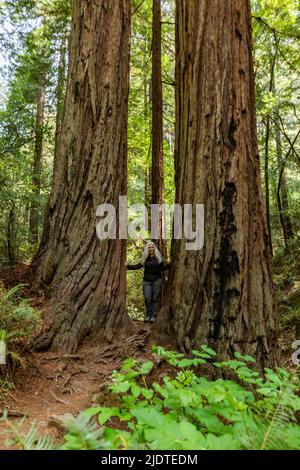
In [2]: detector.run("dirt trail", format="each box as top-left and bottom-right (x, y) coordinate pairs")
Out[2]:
(0, 264), (159, 449)
(0, 325), (152, 449)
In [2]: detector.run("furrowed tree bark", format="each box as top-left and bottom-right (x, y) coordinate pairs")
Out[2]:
(54, 32), (68, 175)
(145, 165), (152, 231)
(29, 73), (45, 244)
(144, 56), (151, 233)
(151, 0), (165, 256)
(31, 0), (132, 353)
(158, 0), (278, 368)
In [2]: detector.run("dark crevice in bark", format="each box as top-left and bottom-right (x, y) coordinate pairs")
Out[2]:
(228, 117), (237, 150)
(213, 182), (239, 339)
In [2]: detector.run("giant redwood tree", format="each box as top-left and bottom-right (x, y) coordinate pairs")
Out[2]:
(32, 0), (132, 352)
(158, 0), (278, 367)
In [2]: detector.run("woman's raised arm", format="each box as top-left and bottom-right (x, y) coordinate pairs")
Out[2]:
(126, 262), (143, 270)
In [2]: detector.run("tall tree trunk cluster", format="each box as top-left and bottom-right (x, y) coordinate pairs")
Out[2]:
(32, 0), (278, 366)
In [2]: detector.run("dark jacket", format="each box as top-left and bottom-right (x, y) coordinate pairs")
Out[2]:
(127, 256), (170, 282)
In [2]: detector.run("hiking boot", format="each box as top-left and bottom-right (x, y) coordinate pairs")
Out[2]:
(149, 316), (156, 323)
(145, 316), (151, 322)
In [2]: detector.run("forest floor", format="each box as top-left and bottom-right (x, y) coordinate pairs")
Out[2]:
(0, 347), (118, 448)
(0, 263), (159, 449)
(0, 329), (157, 449)
(0, 258), (298, 449)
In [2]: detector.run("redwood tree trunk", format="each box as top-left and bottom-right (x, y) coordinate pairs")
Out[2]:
(32, 0), (132, 353)
(152, 0), (165, 256)
(54, 32), (68, 174)
(158, 0), (278, 367)
(29, 74), (45, 244)
(144, 66), (151, 232)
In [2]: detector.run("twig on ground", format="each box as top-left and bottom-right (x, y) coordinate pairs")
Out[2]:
(50, 390), (69, 405)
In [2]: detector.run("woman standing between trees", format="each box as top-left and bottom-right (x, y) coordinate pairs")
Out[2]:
(126, 241), (170, 322)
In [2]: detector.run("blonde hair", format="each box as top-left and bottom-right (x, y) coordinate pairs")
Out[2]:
(140, 241), (163, 265)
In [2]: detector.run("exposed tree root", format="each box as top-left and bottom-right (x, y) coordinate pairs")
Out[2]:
(31, 331), (54, 352)
(91, 330), (150, 365)
(42, 354), (85, 362)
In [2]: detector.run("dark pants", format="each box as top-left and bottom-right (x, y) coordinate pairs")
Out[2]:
(143, 278), (163, 319)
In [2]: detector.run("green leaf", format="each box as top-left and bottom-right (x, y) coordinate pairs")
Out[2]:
(130, 383), (141, 399)
(97, 407), (120, 425)
(124, 370), (140, 381)
(139, 360), (154, 375)
(206, 433), (242, 450)
(82, 407), (103, 417)
(200, 345), (217, 356)
(177, 358), (194, 367)
(140, 387), (154, 400)
(256, 387), (279, 397)
(110, 381), (131, 394)
(121, 358), (136, 370)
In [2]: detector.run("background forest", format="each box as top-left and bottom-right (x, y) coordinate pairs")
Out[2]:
(0, 0), (299, 452)
(0, 0), (299, 331)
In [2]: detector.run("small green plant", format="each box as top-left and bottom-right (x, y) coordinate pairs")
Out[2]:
(126, 305), (144, 321)
(61, 414), (104, 450)
(0, 284), (41, 369)
(0, 379), (13, 400)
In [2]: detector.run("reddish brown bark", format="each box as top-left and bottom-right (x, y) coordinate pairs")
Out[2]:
(32, 0), (132, 353)
(53, 32), (68, 175)
(158, 0), (278, 368)
(152, 0), (165, 256)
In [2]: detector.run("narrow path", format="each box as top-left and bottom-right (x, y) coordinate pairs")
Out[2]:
(0, 326), (151, 449)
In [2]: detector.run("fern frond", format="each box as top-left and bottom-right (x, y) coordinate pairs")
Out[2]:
(61, 413), (103, 450)
(1, 416), (55, 450)
(242, 381), (298, 450)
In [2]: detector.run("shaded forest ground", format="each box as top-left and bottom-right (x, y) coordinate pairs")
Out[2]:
(0, 264), (155, 448)
(0, 246), (299, 449)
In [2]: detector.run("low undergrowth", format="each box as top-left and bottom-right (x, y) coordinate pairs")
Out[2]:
(2, 344), (300, 450)
(0, 284), (40, 397)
